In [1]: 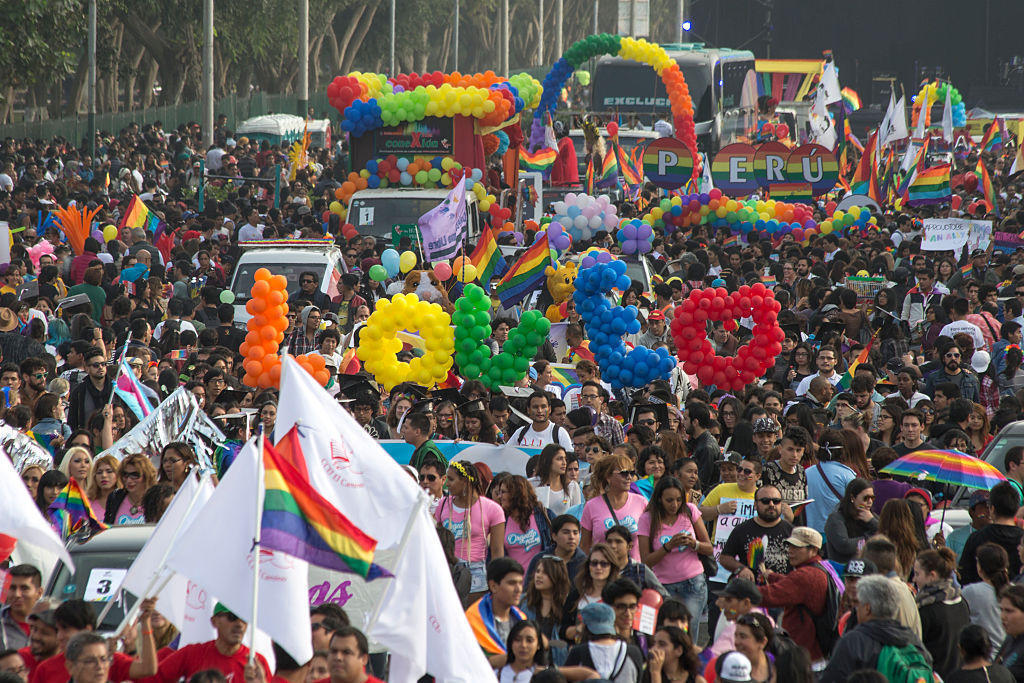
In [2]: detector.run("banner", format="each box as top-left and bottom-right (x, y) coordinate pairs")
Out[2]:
(921, 218), (972, 252)
(965, 219), (993, 253)
(417, 177), (467, 262)
(994, 230), (1024, 254)
(377, 440), (539, 476)
(710, 497), (756, 583)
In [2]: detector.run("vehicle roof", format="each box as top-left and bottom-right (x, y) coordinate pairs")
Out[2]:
(568, 128), (658, 139)
(68, 525), (154, 552)
(350, 188), (479, 202)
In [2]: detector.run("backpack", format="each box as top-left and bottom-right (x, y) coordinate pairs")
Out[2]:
(876, 642), (935, 683)
(800, 562), (842, 656)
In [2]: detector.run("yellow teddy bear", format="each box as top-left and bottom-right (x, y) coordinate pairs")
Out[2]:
(544, 261), (577, 322)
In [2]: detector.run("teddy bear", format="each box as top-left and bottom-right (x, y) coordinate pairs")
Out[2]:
(543, 261), (577, 322)
(385, 270), (455, 313)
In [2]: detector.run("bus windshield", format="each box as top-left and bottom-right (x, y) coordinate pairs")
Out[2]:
(591, 60), (713, 123)
(718, 60), (759, 145)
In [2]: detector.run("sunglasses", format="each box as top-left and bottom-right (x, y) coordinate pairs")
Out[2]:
(757, 497), (782, 505)
(418, 473), (438, 482)
(738, 467), (757, 476)
(617, 470), (637, 478)
(301, 279), (315, 284)
(589, 559), (611, 568)
(637, 419), (657, 427)
(87, 362), (105, 368)
(945, 352), (961, 358)
(586, 446), (603, 454)
(122, 471), (142, 480)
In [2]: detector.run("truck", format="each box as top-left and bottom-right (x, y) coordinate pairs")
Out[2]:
(346, 187), (485, 248)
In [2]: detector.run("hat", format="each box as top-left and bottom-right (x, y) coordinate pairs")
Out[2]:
(648, 310), (666, 321)
(57, 293), (93, 311)
(843, 558), (879, 578)
(969, 490), (990, 509)
(222, 155), (237, 165)
(297, 205), (311, 216)
(226, 138), (237, 147)
(971, 248), (987, 258)
(904, 487), (933, 510)
(717, 651), (753, 683)
(971, 350), (991, 374)
(752, 416), (780, 434)
(784, 526), (822, 549)
(0, 308), (17, 333)
(1013, 265), (1024, 277)
(580, 603), (617, 636)
(126, 357), (145, 367)
(28, 609), (56, 627)
(715, 578), (762, 604)
(458, 398), (488, 415)
(820, 303), (839, 314)
(719, 451), (743, 466)
(237, 136), (249, 145)
(212, 602), (237, 618)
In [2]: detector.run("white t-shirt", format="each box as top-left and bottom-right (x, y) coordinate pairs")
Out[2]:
(795, 371), (842, 396)
(154, 318), (197, 341)
(0, 173), (13, 191)
(511, 422), (574, 450)
(939, 320), (986, 351)
(237, 223), (264, 241)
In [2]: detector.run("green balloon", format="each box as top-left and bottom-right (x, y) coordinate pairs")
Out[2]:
(513, 357), (529, 373)
(471, 325), (489, 340)
(369, 265), (388, 281)
(474, 311), (490, 327)
(219, 290), (235, 304)
(462, 363), (480, 379)
(534, 317), (551, 334)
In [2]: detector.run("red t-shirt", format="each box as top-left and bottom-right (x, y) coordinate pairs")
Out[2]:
(156, 641), (270, 683)
(313, 676), (384, 683)
(30, 651), (134, 683)
(18, 647), (38, 677)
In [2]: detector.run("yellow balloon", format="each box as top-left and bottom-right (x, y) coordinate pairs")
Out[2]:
(329, 201), (344, 215)
(102, 224), (118, 242)
(399, 250), (417, 273)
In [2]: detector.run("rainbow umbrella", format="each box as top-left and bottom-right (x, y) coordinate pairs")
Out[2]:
(880, 449), (1005, 490)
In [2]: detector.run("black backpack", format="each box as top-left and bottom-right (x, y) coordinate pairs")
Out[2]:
(800, 562), (842, 656)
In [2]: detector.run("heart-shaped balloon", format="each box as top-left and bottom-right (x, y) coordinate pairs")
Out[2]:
(670, 284), (784, 391)
(452, 284), (551, 390)
(573, 261), (677, 389)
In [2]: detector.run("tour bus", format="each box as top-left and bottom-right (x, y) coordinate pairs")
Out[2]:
(590, 43), (758, 154)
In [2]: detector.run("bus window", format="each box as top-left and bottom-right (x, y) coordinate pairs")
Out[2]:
(590, 60), (713, 125)
(717, 60), (759, 145)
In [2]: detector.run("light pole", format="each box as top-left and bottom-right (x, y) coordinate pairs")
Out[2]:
(390, 0), (396, 75)
(202, 0), (213, 148)
(593, 0), (598, 34)
(538, 0), (544, 66)
(88, 0), (96, 157)
(556, 0), (563, 56)
(453, 0), (460, 71)
(298, 0), (308, 118)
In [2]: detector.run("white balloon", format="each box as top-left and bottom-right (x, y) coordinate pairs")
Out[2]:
(574, 215), (588, 229)
(552, 201), (567, 214)
(564, 193), (577, 204)
(589, 215), (603, 230)
(603, 213), (619, 228)
(598, 195), (611, 207)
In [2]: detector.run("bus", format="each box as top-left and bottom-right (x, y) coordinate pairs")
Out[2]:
(590, 43), (758, 153)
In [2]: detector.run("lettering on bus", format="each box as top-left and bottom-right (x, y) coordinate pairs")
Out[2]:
(602, 96), (671, 108)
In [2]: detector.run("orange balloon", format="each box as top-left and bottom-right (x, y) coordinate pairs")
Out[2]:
(270, 364), (283, 383)
(257, 372), (273, 389)
(268, 290), (285, 306)
(342, 181), (356, 194)
(251, 280), (270, 297)
(244, 359), (262, 376)
(347, 172), (359, 183)
(263, 339), (279, 355)
(334, 187), (345, 200)
(254, 268), (272, 282)
(271, 275), (288, 291)
(248, 345), (266, 361)
(245, 331), (261, 346)
(271, 317), (288, 333)
(239, 342), (250, 357)
(243, 373), (259, 388)
(260, 326), (277, 341)
(309, 354), (326, 370)
(314, 369), (330, 386)
(250, 315), (268, 329)
(452, 255), (469, 274)
(261, 354), (279, 372)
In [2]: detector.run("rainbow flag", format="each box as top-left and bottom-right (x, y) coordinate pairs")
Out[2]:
(48, 479), (107, 539)
(548, 364), (582, 396)
(168, 349), (190, 361)
(613, 140), (643, 186)
(906, 163), (951, 206)
(980, 118), (1003, 152)
(844, 119), (864, 154)
(585, 157), (595, 195)
(840, 87), (861, 113)
(117, 195), (159, 232)
(746, 536), (766, 572)
(976, 159), (999, 217)
(597, 148), (618, 188)
(722, 234), (739, 248)
(113, 359), (154, 421)
(494, 233), (552, 307)
(838, 330), (876, 390)
(469, 228), (507, 291)
(519, 147), (557, 178)
(466, 595), (526, 655)
(768, 182), (813, 204)
(261, 437), (388, 579)
(960, 263), (974, 279)
(850, 131), (878, 198)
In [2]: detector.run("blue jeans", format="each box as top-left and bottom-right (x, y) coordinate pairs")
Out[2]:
(665, 574), (708, 628)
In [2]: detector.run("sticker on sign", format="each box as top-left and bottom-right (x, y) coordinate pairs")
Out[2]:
(83, 568), (127, 602)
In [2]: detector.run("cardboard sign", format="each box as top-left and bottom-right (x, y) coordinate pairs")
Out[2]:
(711, 144), (759, 193)
(391, 223), (420, 249)
(921, 218), (973, 252)
(711, 497), (756, 583)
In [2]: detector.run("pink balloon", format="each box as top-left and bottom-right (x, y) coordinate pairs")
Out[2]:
(433, 262), (453, 281)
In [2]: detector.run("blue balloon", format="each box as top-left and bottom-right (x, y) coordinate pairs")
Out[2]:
(397, 157), (410, 171)
(381, 248), (400, 277)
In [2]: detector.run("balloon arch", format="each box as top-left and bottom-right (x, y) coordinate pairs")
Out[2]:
(529, 34), (698, 176)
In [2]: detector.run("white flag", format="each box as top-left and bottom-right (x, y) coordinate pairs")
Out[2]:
(878, 93), (908, 151)
(165, 441), (313, 665)
(887, 96), (909, 145)
(0, 448), (73, 571)
(276, 358), (496, 682)
(942, 86), (954, 143)
(820, 62), (842, 105)
(417, 177), (467, 263)
(912, 97), (928, 140)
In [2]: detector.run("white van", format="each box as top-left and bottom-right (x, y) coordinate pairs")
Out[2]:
(347, 187), (484, 248)
(229, 239), (344, 325)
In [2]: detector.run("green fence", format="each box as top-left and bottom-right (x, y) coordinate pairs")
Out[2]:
(0, 91), (333, 142)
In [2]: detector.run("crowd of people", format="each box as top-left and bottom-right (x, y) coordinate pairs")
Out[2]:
(0, 105), (1024, 683)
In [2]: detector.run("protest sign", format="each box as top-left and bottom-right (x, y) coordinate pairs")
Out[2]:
(966, 219), (993, 253)
(921, 218), (972, 252)
(993, 231), (1024, 254)
(711, 497), (756, 583)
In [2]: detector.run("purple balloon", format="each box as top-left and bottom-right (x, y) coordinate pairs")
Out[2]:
(623, 225), (637, 240)
(392, 84), (405, 93)
(581, 256), (596, 268)
(637, 224), (653, 240)
(636, 240), (653, 254)
(597, 252), (613, 264)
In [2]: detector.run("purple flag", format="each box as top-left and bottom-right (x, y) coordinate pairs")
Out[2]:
(417, 177), (466, 262)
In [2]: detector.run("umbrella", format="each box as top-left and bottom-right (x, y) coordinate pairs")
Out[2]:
(880, 449), (1006, 490)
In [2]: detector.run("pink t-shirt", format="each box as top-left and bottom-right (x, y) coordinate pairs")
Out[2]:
(114, 495), (146, 526)
(580, 492), (648, 562)
(434, 495), (505, 562)
(637, 503), (704, 584)
(504, 512), (544, 568)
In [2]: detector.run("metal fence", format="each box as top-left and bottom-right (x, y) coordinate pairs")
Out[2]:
(0, 91), (333, 142)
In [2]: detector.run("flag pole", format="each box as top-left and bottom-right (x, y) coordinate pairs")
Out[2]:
(249, 428), (265, 666)
(363, 494), (427, 636)
(105, 331), (133, 410)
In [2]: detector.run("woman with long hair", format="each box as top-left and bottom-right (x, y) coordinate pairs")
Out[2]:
(716, 397), (744, 444)
(59, 446), (93, 485)
(841, 428), (873, 479)
(463, 407), (501, 444)
(878, 499), (927, 580)
(386, 394), (415, 438)
(824, 478), (879, 564)
(638, 476), (712, 625)
(499, 475), (552, 570)
(963, 542), (1010, 658)
(669, 457), (703, 505)
(951, 624), (1015, 682)
(784, 403), (819, 462)
(86, 454), (120, 514)
(643, 625), (704, 683)
(1000, 346), (1024, 397)
(997, 584), (1024, 679)
(967, 402), (994, 453)
(872, 403), (903, 447)
(158, 441), (197, 490)
(635, 446), (668, 499)
(105, 454), (158, 526)
(581, 454), (648, 562)
(725, 421), (757, 460)
(705, 613), (775, 683)
(36, 469), (68, 514)
(434, 460), (505, 599)
(913, 547), (971, 678)
(495, 620), (548, 681)
(20, 463), (43, 499)
(434, 400), (458, 440)
(787, 344), (817, 390)
(657, 431), (688, 463)
(522, 555), (571, 664)
(32, 393), (71, 442)
(529, 445), (582, 516)
(562, 543), (621, 641)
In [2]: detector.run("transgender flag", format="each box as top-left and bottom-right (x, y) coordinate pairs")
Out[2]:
(113, 359), (153, 420)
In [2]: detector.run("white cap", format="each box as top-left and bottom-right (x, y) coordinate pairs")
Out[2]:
(718, 651), (753, 683)
(971, 350), (991, 374)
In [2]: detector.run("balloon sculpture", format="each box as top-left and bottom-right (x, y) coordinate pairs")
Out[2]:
(573, 261), (676, 389)
(616, 218), (654, 255)
(356, 293), (455, 390)
(530, 34), (697, 171)
(550, 193), (619, 242)
(670, 284), (784, 392)
(452, 284), (551, 390)
(240, 269), (329, 389)
(911, 80), (966, 129)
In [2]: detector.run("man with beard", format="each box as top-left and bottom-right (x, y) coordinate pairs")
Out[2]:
(924, 340), (980, 402)
(18, 604), (58, 678)
(795, 346), (842, 396)
(718, 485), (794, 582)
(155, 603), (271, 682)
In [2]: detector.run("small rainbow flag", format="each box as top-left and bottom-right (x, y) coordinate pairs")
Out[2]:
(980, 118), (1004, 152)
(168, 349), (190, 361)
(790, 499), (813, 518)
(548, 364), (582, 396)
(768, 182), (813, 204)
(118, 195), (159, 232)
(850, 131), (878, 198)
(261, 435), (388, 579)
(48, 479), (107, 539)
(976, 159), (999, 217)
(746, 536), (766, 573)
(494, 233), (552, 307)
(597, 148), (618, 188)
(840, 87), (862, 113)
(960, 263), (974, 278)
(469, 227), (507, 291)
(906, 163), (951, 206)
(519, 147), (557, 178)
(838, 329), (876, 390)
(613, 140), (643, 186)
(722, 234), (740, 248)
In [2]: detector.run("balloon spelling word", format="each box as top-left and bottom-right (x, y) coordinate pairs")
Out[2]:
(573, 261), (676, 389)
(356, 293), (455, 390)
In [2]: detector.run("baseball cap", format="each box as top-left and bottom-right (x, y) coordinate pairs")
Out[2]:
(971, 248), (987, 258)
(843, 558), (878, 579)
(971, 350), (991, 374)
(969, 490), (990, 509)
(1013, 264), (1024, 276)
(580, 602), (617, 636)
(717, 651), (753, 683)
(752, 417), (780, 434)
(719, 451), (743, 465)
(213, 602), (238, 618)
(784, 526), (822, 549)
(648, 310), (666, 321)
(28, 609), (57, 628)
(715, 578), (762, 604)
(905, 487), (934, 510)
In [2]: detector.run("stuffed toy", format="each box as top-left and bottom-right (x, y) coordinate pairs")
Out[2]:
(543, 261), (577, 322)
(385, 270), (455, 313)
